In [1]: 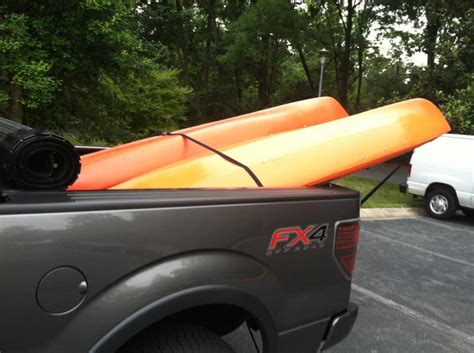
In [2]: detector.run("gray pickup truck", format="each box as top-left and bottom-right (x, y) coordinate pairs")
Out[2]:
(0, 174), (360, 352)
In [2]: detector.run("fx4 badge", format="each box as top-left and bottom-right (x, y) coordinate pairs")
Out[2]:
(266, 224), (328, 256)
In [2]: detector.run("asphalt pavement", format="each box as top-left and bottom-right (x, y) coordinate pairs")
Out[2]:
(225, 215), (474, 353)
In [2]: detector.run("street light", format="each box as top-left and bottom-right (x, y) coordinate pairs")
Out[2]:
(318, 48), (330, 97)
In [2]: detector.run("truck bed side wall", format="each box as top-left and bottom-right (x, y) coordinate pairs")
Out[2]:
(0, 188), (359, 353)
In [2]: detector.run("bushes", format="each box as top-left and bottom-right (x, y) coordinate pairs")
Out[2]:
(439, 84), (474, 135)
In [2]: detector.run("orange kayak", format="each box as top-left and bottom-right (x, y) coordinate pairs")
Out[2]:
(70, 97), (348, 190)
(113, 99), (450, 189)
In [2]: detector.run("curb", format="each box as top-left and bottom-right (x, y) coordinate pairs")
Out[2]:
(361, 207), (425, 220)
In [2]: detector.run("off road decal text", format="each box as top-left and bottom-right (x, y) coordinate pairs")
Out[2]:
(266, 224), (328, 256)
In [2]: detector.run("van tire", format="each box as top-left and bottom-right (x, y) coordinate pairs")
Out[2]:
(462, 208), (474, 219)
(425, 187), (457, 220)
(117, 321), (236, 353)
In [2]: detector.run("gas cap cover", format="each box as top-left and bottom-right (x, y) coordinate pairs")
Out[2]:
(36, 266), (87, 315)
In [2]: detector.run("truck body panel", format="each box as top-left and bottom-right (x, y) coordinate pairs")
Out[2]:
(0, 187), (359, 353)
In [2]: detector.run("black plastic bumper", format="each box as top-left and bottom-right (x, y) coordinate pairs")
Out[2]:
(399, 183), (408, 193)
(321, 303), (358, 351)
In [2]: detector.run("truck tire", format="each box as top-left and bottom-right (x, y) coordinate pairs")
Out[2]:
(117, 321), (236, 353)
(425, 187), (457, 220)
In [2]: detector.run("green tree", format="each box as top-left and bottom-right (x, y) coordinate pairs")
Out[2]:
(98, 62), (191, 141)
(221, 0), (298, 108)
(439, 81), (474, 135)
(0, 0), (190, 143)
(0, 12), (59, 122)
(299, 0), (379, 110)
(377, 0), (473, 100)
(1, 0), (472, 141)
(139, 0), (240, 123)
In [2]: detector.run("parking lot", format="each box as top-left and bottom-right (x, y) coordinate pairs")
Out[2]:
(226, 215), (474, 352)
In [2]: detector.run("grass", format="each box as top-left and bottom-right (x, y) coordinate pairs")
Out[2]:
(334, 175), (423, 208)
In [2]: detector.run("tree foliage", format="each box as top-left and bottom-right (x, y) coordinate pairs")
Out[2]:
(0, 0), (473, 142)
(0, 0), (190, 143)
(439, 80), (474, 135)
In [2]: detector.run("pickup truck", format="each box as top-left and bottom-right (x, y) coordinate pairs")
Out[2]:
(0, 158), (360, 353)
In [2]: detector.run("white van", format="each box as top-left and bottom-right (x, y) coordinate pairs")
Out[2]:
(400, 134), (474, 220)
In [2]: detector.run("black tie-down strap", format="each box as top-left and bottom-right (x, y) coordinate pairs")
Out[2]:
(361, 164), (402, 205)
(160, 132), (263, 187)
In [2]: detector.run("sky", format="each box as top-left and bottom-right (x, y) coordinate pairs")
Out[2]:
(373, 32), (428, 67)
(369, 13), (428, 67)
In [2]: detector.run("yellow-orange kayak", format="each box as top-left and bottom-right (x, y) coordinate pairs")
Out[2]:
(113, 99), (450, 189)
(70, 97), (348, 190)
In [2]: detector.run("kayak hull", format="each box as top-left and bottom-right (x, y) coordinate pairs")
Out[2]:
(70, 97), (348, 190)
(113, 99), (451, 189)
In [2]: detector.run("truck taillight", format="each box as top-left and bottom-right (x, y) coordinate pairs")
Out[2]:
(334, 221), (360, 278)
(407, 165), (412, 177)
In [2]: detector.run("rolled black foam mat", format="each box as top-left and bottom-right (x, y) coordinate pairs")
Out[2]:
(0, 118), (81, 190)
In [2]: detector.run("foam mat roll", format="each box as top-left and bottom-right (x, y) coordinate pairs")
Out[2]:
(0, 118), (80, 190)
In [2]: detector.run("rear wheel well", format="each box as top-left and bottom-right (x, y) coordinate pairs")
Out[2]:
(118, 320), (237, 353)
(425, 183), (458, 202)
(117, 304), (257, 351)
(164, 303), (251, 336)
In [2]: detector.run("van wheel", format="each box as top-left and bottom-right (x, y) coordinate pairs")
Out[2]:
(117, 321), (236, 353)
(425, 187), (457, 220)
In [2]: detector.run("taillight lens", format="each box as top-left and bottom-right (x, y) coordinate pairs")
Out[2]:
(335, 221), (360, 278)
(407, 165), (412, 177)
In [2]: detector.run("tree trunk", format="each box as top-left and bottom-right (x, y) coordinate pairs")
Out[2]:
(337, 0), (354, 109)
(202, 0), (218, 118)
(257, 35), (271, 108)
(296, 44), (315, 92)
(355, 54), (363, 112)
(424, 2), (441, 70)
(175, 0), (189, 83)
(234, 69), (243, 110)
(355, 40), (365, 112)
(8, 83), (23, 123)
(257, 63), (270, 108)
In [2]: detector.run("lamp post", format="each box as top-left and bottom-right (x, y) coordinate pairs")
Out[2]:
(318, 48), (330, 97)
